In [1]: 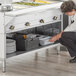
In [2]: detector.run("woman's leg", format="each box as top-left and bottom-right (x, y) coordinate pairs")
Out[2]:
(59, 32), (76, 57)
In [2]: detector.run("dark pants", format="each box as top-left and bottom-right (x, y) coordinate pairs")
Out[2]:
(59, 32), (76, 57)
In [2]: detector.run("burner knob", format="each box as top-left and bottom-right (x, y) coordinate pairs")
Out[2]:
(53, 16), (58, 20)
(9, 25), (15, 30)
(40, 19), (44, 23)
(25, 22), (30, 26)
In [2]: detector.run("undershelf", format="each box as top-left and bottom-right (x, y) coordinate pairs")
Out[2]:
(6, 42), (60, 58)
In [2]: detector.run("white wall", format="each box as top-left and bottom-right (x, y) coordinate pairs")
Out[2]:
(0, 0), (12, 4)
(72, 0), (76, 3)
(12, 0), (23, 2)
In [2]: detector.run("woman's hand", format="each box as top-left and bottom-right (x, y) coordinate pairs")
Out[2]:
(49, 31), (63, 42)
(49, 34), (60, 42)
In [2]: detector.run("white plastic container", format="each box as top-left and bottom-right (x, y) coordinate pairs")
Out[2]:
(39, 36), (54, 46)
(6, 39), (16, 54)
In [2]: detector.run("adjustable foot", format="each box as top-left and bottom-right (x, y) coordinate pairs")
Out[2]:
(2, 59), (6, 73)
(35, 52), (38, 61)
(57, 45), (61, 55)
(46, 49), (49, 57)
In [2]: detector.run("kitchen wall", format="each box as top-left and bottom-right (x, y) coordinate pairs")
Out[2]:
(0, 0), (12, 4)
(72, 0), (76, 3)
(60, 0), (76, 3)
(13, 0), (23, 2)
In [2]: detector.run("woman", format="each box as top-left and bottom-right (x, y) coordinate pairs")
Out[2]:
(49, 1), (76, 63)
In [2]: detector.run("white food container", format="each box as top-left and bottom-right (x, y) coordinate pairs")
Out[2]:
(6, 39), (16, 54)
(39, 36), (54, 46)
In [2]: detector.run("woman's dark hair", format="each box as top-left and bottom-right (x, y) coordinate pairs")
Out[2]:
(61, 1), (76, 13)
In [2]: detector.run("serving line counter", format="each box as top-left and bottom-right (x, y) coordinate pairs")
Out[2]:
(0, 2), (63, 72)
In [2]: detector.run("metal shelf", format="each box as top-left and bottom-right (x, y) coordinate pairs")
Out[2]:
(6, 42), (60, 58)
